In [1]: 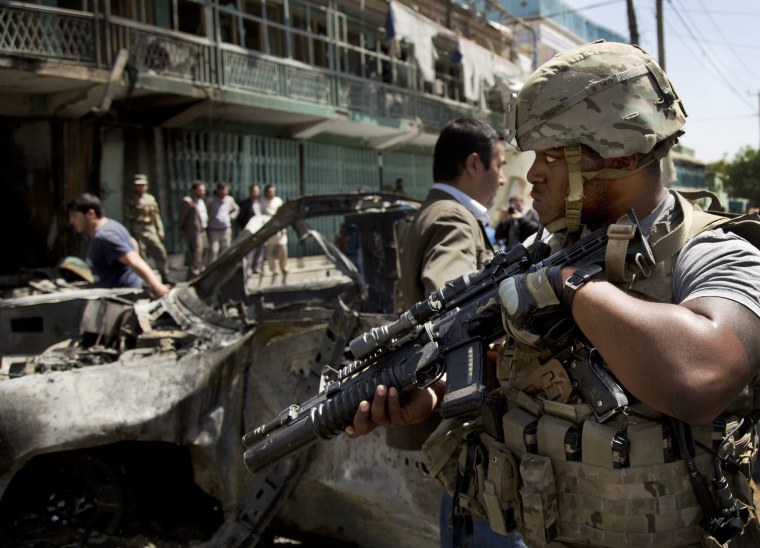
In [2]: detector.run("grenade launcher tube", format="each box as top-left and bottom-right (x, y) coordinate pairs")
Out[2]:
(244, 332), (433, 474)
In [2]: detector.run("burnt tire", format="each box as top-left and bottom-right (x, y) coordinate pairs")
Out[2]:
(0, 450), (130, 544)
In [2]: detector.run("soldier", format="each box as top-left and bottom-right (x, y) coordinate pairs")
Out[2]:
(128, 174), (171, 283)
(349, 42), (760, 546)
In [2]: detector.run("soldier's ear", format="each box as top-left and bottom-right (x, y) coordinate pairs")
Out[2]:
(607, 154), (639, 171)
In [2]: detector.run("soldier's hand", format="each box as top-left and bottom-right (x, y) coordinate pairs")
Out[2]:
(345, 384), (439, 438)
(158, 231), (165, 241)
(498, 265), (575, 348)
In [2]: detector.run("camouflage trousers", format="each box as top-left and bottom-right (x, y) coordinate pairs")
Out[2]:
(135, 229), (169, 280)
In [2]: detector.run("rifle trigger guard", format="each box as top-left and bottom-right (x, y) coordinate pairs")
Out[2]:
(414, 340), (444, 388)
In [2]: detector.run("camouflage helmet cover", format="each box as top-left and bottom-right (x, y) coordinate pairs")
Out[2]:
(514, 41), (687, 158)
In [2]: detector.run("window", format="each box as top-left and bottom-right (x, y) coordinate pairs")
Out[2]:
(178, 0), (205, 36)
(242, 17), (263, 51)
(219, 9), (241, 45)
(110, 0), (137, 19)
(149, 0), (172, 29)
(265, 2), (286, 56)
(53, 0), (88, 11)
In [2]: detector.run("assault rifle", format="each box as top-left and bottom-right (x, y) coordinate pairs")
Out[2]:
(242, 211), (653, 474)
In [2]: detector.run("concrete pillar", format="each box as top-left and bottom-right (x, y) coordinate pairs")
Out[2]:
(100, 129), (125, 222)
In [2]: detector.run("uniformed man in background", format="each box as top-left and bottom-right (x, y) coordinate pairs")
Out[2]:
(128, 173), (171, 284)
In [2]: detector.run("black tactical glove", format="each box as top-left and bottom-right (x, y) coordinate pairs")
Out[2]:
(498, 265), (575, 348)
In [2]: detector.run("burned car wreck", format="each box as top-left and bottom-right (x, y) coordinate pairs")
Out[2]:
(0, 193), (441, 547)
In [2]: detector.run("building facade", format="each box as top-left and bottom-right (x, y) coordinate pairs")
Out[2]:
(498, 0), (626, 65)
(0, 0), (538, 273)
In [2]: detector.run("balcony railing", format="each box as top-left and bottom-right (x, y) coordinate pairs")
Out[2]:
(0, 2), (506, 131)
(0, 3), (96, 62)
(108, 17), (216, 85)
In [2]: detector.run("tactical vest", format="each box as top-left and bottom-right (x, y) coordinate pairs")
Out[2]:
(424, 191), (760, 547)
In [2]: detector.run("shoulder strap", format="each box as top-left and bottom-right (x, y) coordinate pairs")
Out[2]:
(685, 192), (760, 249)
(648, 191), (696, 262)
(649, 191), (760, 260)
(708, 212), (760, 248)
(677, 189), (723, 212)
(605, 191), (760, 281)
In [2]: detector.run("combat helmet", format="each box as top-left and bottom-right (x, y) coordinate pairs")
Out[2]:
(511, 41), (687, 233)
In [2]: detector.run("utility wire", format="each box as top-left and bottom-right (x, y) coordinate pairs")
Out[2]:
(666, 33), (760, 52)
(676, 9), (760, 17)
(517, 0), (759, 115)
(667, 0), (756, 110)
(694, 0), (760, 82)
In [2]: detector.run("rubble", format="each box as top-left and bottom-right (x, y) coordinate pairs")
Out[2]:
(0, 193), (440, 547)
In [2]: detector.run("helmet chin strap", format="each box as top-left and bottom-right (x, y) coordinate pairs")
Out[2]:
(543, 145), (584, 234)
(543, 135), (681, 235)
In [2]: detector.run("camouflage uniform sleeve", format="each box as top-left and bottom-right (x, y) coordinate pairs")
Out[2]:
(127, 198), (137, 232)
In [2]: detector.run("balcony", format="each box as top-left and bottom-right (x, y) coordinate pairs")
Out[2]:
(0, 2), (509, 145)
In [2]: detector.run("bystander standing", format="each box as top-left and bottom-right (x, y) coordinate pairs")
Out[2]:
(206, 183), (240, 264)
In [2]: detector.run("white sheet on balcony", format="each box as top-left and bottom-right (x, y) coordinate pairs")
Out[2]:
(386, 1), (522, 101)
(387, 0), (454, 84)
(458, 36), (522, 103)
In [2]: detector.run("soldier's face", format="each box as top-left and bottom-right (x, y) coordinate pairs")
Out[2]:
(527, 147), (619, 229)
(527, 148), (568, 227)
(135, 184), (147, 196)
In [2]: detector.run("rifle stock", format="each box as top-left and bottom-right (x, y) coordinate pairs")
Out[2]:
(243, 213), (648, 475)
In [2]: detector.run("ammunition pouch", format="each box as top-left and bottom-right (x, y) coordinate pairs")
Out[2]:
(423, 418), (521, 536)
(424, 397), (760, 547)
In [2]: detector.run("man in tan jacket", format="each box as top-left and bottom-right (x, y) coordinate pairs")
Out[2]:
(395, 119), (525, 548)
(178, 180), (208, 279)
(399, 118), (506, 308)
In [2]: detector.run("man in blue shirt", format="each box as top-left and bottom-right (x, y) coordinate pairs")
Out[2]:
(67, 193), (169, 296)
